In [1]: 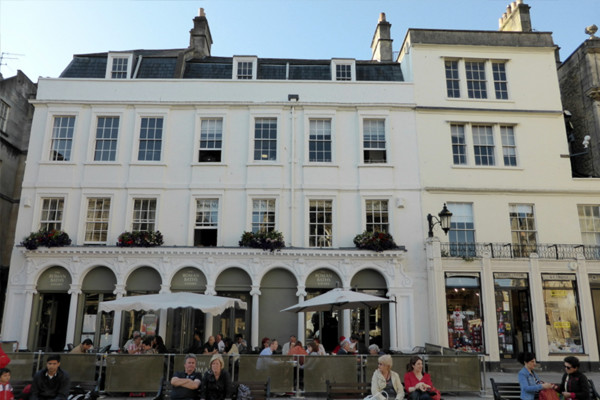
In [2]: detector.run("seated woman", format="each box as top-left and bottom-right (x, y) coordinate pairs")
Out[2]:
(517, 352), (555, 400)
(371, 354), (404, 400)
(403, 356), (440, 400)
(556, 356), (590, 400)
(200, 354), (231, 400)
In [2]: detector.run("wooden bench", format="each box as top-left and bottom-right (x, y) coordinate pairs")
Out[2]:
(326, 380), (371, 400)
(490, 378), (600, 400)
(8, 379), (99, 400)
(231, 378), (271, 400)
(153, 376), (201, 400)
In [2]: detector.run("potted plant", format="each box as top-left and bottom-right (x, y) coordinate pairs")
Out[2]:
(353, 230), (398, 252)
(239, 230), (285, 252)
(21, 229), (72, 250)
(117, 230), (164, 247)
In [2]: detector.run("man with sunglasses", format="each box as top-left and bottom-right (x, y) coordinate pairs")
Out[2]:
(556, 356), (590, 400)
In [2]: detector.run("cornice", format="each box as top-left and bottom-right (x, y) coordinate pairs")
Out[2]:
(20, 245), (406, 259)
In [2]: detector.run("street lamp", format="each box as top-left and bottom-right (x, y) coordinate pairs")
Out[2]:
(427, 203), (453, 238)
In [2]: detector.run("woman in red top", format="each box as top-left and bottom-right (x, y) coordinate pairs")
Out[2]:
(288, 341), (308, 365)
(403, 356), (440, 400)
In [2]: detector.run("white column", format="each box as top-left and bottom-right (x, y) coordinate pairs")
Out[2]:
(158, 284), (170, 340)
(426, 237), (447, 347)
(111, 284), (126, 351)
(204, 285), (217, 341)
(296, 286), (307, 344)
(575, 256), (599, 361)
(481, 251), (499, 362)
(387, 294), (397, 351)
(19, 286), (37, 350)
(250, 286), (261, 350)
(64, 284), (82, 349)
(528, 254), (549, 361)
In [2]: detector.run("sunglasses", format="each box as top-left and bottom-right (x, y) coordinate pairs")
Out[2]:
(564, 365), (574, 370)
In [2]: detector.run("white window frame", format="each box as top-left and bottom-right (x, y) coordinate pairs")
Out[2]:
(444, 58), (510, 101)
(306, 116), (334, 164)
(447, 202), (476, 257)
(251, 198), (277, 233)
(449, 121), (518, 168)
(198, 117), (224, 163)
(92, 115), (121, 162)
(233, 56), (257, 80)
(0, 99), (10, 132)
(509, 203), (538, 258)
(578, 205), (600, 246)
(83, 197), (112, 244)
(49, 115), (77, 162)
(131, 197), (158, 232)
(39, 197), (66, 231)
(193, 197), (220, 247)
(133, 112), (167, 163)
(251, 114), (279, 162)
(106, 53), (133, 79)
(307, 197), (335, 248)
(331, 59), (356, 82)
(361, 116), (388, 164)
(364, 198), (390, 233)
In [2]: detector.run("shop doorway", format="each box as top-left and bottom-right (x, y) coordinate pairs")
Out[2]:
(34, 293), (70, 352)
(305, 269), (343, 353)
(494, 273), (534, 359)
(215, 268), (251, 344)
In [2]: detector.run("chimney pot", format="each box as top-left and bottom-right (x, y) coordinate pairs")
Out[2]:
(379, 12), (386, 22)
(199, 8), (205, 17)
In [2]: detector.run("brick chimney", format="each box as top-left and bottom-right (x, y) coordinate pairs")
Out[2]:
(371, 13), (393, 62)
(189, 8), (213, 58)
(499, 0), (532, 32)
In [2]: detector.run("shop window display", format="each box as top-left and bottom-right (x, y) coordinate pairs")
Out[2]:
(445, 274), (485, 353)
(542, 274), (583, 353)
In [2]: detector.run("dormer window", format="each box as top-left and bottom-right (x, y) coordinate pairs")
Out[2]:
(106, 53), (133, 79)
(331, 59), (355, 81)
(233, 56), (257, 80)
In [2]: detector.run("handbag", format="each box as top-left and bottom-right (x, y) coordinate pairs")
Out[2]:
(538, 388), (560, 400)
(364, 390), (389, 400)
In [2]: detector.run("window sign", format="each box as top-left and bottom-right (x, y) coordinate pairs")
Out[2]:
(542, 274), (583, 353)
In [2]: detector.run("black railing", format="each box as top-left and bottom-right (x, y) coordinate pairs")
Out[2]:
(440, 242), (600, 260)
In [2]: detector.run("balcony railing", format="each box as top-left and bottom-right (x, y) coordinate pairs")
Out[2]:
(440, 242), (600, 260)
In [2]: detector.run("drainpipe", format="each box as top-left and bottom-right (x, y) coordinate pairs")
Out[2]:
(288, 94), (299, 246)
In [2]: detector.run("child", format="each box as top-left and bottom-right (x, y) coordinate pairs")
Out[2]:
(0, 368), (13, 400)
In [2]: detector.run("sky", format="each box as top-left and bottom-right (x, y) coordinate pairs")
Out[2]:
(0, 0), (599, 81)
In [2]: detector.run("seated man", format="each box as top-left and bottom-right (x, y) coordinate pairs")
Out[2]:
(170, 355), (201, 400)
(31, 355), (70, 400)
(70, 339), (93, 354)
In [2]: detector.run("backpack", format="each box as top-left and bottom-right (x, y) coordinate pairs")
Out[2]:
(236, 384), (253, 400)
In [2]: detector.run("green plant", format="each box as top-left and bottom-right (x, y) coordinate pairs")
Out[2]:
(239, 230), (285, 252)
(21, 229), (72, 250)
(117, 230), (164, 247)
(353, 230), (398, 252)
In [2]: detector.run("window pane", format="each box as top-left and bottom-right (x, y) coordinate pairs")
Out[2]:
(94, 117), (119, 161)
(111, 57), (129, 79)
(50, 116), (75, 161)
(252, 199), (276, 233)
(466, 61), (487, 99)
(472, 125), (495, 166)
(451, 124), (466, 165)
(501, 125), (517, 166)
(366, 200), (389, 233)
(309, 119), (332, 162)
(199, 118), (223, 162)
(336, 64), (352, 81)
(309, 200), (333, 247)
(363, 119), (386, 163)
(492, 62), (508, 100)
(85, 198), (111, 242)
(578, 205), (600, 246)
(133, 199), (157, 231)
(448, 203), (475, 257)
(445, 60), (460, 98)
(40, 198), (64, 231)
(509, 204), (537, 257)
(138, 117), (163, 161)
(195, 199), (219, 246)
(254, 118), (277, 161)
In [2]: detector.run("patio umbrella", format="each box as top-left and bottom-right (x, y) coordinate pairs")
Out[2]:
(98, 291), (247, 314)
(280, 288), (392, 313)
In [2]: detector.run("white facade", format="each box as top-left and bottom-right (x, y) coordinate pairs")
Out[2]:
(400, 29), (600, 366)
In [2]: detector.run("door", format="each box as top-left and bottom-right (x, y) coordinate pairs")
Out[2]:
(494, 287), (534, 358)
(34, 293), (71, 352)
(591, 288), (600, 353)
(216, 292), (249, 341)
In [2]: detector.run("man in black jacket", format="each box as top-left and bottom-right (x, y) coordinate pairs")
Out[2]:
(31, 355), (70, 400)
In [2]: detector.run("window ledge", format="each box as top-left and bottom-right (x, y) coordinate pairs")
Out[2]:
(452, 165), (523, 171)
(83, 162), (123, 166)
(444, 97), (515, 104)
(191, 162), (228, 167)
(358, 163), (393, 168)
(39, 161), (77, 166)
(246, 163), (284, 167)
(302, 163), (339, 168)
(129, 162), (168, 167)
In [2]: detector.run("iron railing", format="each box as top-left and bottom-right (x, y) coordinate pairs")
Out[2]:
(440, 242), (600, 260)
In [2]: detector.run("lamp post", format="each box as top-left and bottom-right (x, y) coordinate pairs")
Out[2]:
(427, 203), (453, 238)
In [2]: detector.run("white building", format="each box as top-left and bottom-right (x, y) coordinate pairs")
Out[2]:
(2, 11), (423, 353)
(399, 1), (600, 368)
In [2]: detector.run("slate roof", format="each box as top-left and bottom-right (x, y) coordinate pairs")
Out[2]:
(60, 51), (404, 82)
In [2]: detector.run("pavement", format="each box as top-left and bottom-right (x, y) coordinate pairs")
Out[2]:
(98, 370), (600, 400)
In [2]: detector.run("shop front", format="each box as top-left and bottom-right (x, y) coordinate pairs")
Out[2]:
(305, 268), (343, 353)
(215, 267), (251, 344)
(445, 273), (484, 353)
(350, 268), (389, 351)
(542, 274), (584, 354)
(30, 266), (72, 352)
(169, 267), (207, 352)
(493, 272), (534, 359)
